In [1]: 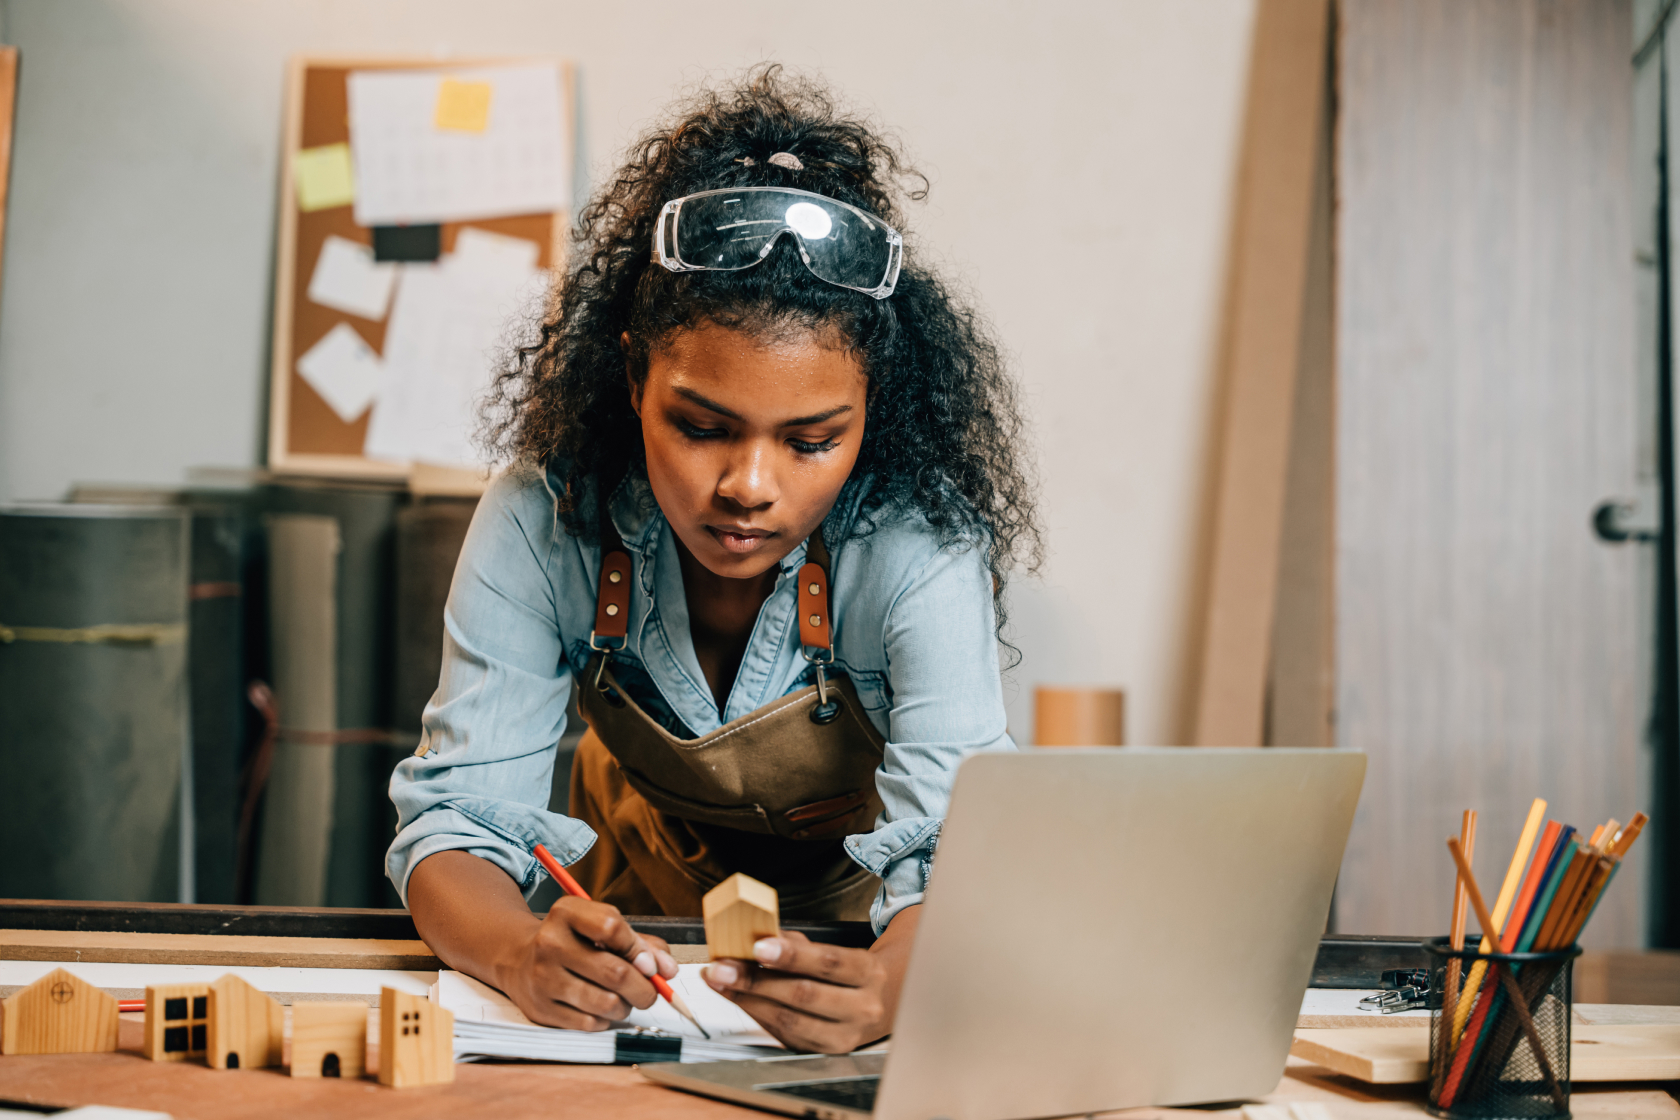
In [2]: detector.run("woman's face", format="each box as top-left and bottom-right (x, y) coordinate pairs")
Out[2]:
(630, 322), (868, 580)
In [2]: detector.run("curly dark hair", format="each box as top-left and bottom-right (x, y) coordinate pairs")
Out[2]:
(485, 65), (1041, 610)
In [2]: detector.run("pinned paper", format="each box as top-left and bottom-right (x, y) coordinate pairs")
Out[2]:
(347, 63), (569, 225)
(298, 322), (384, 423)
(307, 235), (398, 321)
(435, 78), (492, 132)
(293, 143), (356, 212)
(365, 229), (547, 466)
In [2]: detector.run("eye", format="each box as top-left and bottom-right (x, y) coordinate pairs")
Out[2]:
(789, 436), (840, 455)
(676, 417), (725, 440)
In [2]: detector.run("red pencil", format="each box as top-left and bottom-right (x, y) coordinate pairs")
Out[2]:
(531, 842), (709, 1039)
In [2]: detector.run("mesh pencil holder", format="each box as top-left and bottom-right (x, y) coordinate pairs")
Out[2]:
(1424, 937), (1580, 1119)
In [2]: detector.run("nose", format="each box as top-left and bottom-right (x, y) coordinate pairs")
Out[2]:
(716, 438), (778, 510)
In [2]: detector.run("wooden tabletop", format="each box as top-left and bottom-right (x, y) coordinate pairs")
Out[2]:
(0, 1016), (1673, 1120)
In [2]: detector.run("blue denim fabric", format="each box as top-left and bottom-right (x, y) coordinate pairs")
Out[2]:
(387, 463), (1016, 934)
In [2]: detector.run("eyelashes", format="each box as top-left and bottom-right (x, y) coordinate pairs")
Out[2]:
(789, 437), (840, 454)
(674, 418), (839, 455)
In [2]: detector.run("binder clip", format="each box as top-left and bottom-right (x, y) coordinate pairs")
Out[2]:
(1358, 968), (1434, 1014)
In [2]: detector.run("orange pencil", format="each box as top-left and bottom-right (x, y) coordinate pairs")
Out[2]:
(532, 842), (710, 1039)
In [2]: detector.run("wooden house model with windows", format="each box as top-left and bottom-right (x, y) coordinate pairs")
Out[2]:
(143, 982), (211, 1062)
(377, 986), (454, 1087)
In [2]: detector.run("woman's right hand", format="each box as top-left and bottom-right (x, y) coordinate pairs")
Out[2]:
(496, 895), (680, 1030)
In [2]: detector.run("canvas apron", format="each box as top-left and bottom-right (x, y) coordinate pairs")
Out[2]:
(568, 514), (885, 920)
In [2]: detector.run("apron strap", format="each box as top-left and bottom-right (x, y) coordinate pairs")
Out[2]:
(590, 479), (632, 652)
(797, 530), (833, 662)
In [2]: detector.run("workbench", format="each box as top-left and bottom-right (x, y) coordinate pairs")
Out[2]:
(2, 902), (1676, 1119)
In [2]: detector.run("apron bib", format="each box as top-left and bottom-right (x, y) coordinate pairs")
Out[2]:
(566, 508), (884, 920)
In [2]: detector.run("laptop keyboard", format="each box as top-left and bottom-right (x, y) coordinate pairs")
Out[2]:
(761, 1076), (881, 1112)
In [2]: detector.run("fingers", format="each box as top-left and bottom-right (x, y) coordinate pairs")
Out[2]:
(704, 959), (865, 1023)
(723, 988), (878, 1055)
(638, 932), (681, 980)
(749, 931), (876, 987)
(532, 898), (659, 1013)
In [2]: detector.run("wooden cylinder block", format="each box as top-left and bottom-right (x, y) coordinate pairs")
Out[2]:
(1033, 687), (1126, 747)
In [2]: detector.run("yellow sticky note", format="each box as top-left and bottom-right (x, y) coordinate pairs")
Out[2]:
(294, 142), (355, 212)
(434, 78), (492, 133)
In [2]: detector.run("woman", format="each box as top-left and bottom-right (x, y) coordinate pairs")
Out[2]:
(389, 68), (1039, 1055)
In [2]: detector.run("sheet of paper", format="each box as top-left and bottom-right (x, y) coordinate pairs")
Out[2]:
(437, 965), (779, 1048)
(297, 322), (384, 423)
(347, 63), (569, 225)
(307, 234), (398, 321)
(364, 228), (547, 466)
(293, 142), (356, 212)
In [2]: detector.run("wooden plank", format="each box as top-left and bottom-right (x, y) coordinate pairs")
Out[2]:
(0, 47), (18, 312)
(1290, 1025), (1680, 1084)
(1333, 0), (1645, 945)
(1191, 0), (1331, 745)
(0, 930), (439, 971)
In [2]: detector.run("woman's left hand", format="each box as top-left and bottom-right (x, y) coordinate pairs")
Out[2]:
(703, 905), (920, 1053)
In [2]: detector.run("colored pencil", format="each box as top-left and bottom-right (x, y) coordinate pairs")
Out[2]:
(1433, 810), (1477, 1099)
(1503, 820), (1560, 942)
(531, 842), (709, 1039)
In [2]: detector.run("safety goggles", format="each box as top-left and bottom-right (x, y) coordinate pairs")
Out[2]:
(653, 186), (903, 299)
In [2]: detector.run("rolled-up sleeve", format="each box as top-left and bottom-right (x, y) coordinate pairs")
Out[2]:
(844, 539), (1016, 933)
(386, 472), (596, 904)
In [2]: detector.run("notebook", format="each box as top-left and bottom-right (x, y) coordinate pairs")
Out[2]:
(433, 964), (786, 1064)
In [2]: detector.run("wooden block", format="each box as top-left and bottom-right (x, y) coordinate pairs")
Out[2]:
(289, 1001), (367, 1080)
(377, 985), (454, 1088)
(1033, 687), (1125, 746)
(1290, 1024), (1680, 1084)
(703, 873), (779, 961)
(0, 966), (119, 1055)
(0, 928), (440, 970)
(142, 982), (212, 1061)
(206, 973), (283, 1070)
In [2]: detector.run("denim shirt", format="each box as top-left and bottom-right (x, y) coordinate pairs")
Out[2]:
(386, 463), (1017, 934)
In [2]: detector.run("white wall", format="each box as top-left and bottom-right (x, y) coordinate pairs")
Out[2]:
(0, 0), (1257, 746)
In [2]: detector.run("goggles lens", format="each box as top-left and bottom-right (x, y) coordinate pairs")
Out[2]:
(656, 187), (902, 298)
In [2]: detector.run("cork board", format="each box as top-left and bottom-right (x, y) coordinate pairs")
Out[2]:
(266, 57), (572, 482)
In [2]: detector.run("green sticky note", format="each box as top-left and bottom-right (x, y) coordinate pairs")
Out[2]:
(294, 142), (355, 212)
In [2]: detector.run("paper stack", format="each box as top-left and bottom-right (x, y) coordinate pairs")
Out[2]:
(434, 965), (786, 1064)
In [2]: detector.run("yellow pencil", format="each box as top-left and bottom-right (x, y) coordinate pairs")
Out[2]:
(1451, 797), (1546, 1042)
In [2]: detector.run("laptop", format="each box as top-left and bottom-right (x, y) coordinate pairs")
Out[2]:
(640, 746), (1366, 1120)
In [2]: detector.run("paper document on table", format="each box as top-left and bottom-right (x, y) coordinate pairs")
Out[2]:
(363, 228), (547, 467)
(435, 966), (783, 1064)
(307, 235), (398, 321)
(347, 63), (569, 225)
(297, 322), (383, 424)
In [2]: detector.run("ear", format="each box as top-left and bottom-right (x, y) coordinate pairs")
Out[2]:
(622, 332), (644, 416)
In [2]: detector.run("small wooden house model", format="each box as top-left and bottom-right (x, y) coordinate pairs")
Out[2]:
(206, 973), (282, 1070)
(289, 1001), (367, 1079)
(0, 967), (118, 1055)
(143, 982), (212, 1062)
(703, 872), (780, 960)
(377, 986), (454, 1088)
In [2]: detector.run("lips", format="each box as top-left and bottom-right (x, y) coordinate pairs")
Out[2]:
(707, 525), (775, 554)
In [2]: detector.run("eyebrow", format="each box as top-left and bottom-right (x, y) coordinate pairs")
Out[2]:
(674, 387), (853, 427)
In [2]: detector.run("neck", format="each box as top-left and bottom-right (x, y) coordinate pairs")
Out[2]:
(675, 537), (780, 712)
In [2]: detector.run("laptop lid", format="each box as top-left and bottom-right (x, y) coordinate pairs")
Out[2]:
(873, 747), (1365, 1120)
